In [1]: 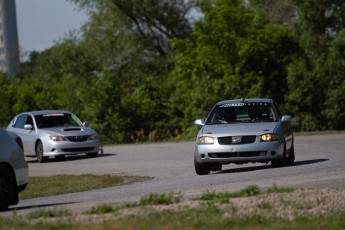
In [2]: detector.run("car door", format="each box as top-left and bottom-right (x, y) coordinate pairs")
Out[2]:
(10, 114), (37, 156)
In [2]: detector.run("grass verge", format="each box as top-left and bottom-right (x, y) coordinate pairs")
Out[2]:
(2, 184), (345, 229)
(2, 185), (345, 230)
(19, 174), (146, 199)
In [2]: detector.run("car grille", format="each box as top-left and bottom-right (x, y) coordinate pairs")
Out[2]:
(66, 135), (89, 142)
(208, 151), (267, 158)
(218, 136), (256, 145)
(61, 147), (95, 152)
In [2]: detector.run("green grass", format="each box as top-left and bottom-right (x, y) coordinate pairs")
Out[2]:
(3, 205), (345, 230)
(266, 183), (295, 193)
(199, 185), (263, 203)
(2, 184), (345, 229)
(20, 174), (128, 199)
(26, 208), (71, 219)
(85, 204), (118, 214)
(199, 184), (295, 204)
(139, 192), (182, 206)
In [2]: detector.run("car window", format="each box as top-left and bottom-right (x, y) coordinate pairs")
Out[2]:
(206, 102), (277, 125)
(26, 116), (34, 126)
(12, 115), (27, 129)
(34, 113), (83, 128)
(273, 102), (283, 118)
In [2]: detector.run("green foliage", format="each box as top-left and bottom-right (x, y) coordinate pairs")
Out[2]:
(4, 0), (345, 142)
(0, 73), (17, 128)
(287, 0), (345, 131)
(323, 30), (345, 130)
(170, 0), (296, 129)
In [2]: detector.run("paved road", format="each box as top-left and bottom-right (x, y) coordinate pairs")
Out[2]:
(3, 134), (345, 215)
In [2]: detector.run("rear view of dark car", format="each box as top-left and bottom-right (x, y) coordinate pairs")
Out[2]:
(0, 128), (28, 210)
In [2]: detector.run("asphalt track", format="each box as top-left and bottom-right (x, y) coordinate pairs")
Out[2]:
(3, 134), (345, 215)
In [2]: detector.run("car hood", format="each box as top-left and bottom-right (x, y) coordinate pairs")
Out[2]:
(38, 126), (96, 136)
(201, 122), (278, 137)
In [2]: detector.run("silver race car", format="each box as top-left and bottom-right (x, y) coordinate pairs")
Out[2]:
(194, 98), (294, 175)
(7, 110), (101, 163)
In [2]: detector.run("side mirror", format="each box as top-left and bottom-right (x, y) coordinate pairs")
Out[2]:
(281, 115), (292, 122)
(24, 124), (33, 130)
(194, 119), (205, 126)
(83, 122), (89, 127)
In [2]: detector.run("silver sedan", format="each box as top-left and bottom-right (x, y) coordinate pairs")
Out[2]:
(7, 110), (101, 163)
(194, 98), (294, 175)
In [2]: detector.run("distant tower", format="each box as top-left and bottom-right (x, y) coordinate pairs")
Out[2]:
(0, 0), (20, 76)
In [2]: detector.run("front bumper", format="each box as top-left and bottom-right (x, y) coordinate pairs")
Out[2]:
(194, 137), (285, 164)
(42, 139), (101, 156)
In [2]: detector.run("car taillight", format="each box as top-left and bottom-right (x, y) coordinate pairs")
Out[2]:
(15, 136), (24, 151)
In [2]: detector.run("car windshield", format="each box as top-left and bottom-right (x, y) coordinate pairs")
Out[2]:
(34, 113), (83, 128)
(205, 102), (277, 125)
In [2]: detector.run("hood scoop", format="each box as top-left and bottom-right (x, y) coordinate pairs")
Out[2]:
(64, 128), (82, 131)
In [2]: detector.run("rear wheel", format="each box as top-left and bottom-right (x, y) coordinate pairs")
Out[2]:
(0, 165), (17, 210)
(194, 159), (211, 175)
(36, 141), (48, 163)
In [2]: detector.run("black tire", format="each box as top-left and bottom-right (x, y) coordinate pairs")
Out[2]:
(210, 163), (222, 172)
(194, 159), (211, 175)
(286, 144), (295, 165)
(36, 141), (48, 163)
(271, 143), (287, 167)
(86, 152), (98, 158)
(271, 159), (285, 167)
(0, 165), (17, 211)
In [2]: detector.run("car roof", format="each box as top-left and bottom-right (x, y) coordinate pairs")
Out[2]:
(216, 98), (274, 105)
(19, 110), (72, 116)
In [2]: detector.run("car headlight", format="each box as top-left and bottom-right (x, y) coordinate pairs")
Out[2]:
(197, 136), (214, 144)
(260, 133), (281, 142)
(50, 136), (66, 141)
(89, 134), (99, 140)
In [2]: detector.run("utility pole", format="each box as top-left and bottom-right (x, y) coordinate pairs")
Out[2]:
(0, 0), (20, 77)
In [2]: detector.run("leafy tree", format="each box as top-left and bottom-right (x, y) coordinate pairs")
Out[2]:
(64, 0), (196, 142)
(287, 0), (345, 131)
(170, 0), (296, 133)
(0, 73), (17, 127)
(323, 30), (345, 129)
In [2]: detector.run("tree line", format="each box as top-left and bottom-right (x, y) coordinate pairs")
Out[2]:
(1, 0), (345, 144)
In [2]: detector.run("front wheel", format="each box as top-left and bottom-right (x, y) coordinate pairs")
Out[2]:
(271, 143), (287, 167)
(210, 163), (222, 172)
(0, 165), (17, 210)
(286, 144), (295, 165)
(36, 141), (48, 163)
(194, 159), (211, 175)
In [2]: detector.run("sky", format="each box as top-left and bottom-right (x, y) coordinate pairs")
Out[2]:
(15, 0), (88, 53)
